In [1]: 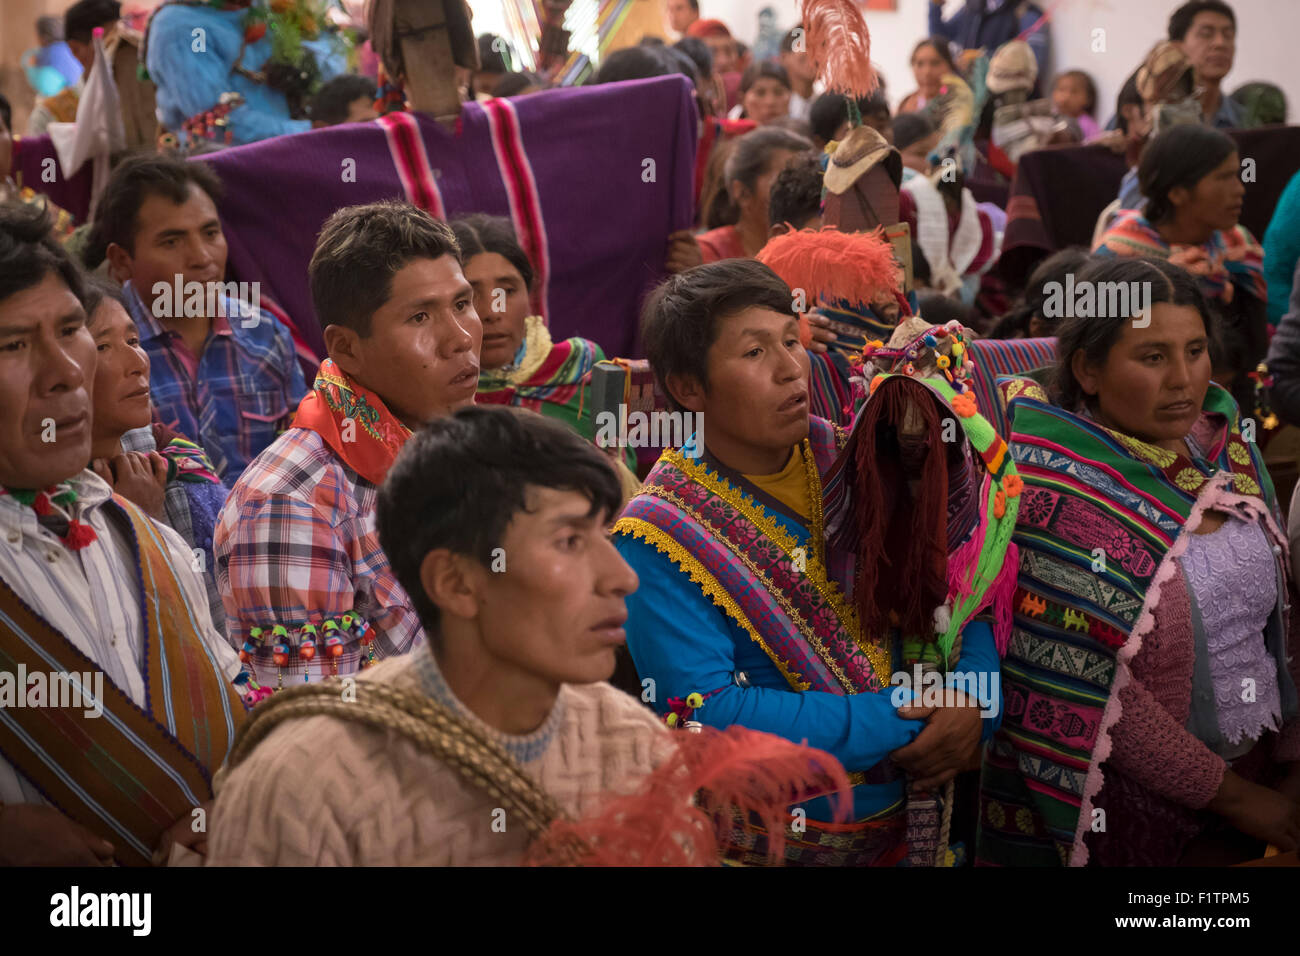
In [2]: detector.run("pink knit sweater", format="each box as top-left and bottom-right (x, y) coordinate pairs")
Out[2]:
(1106, 554), (1300, 809)
(207, 653), (672, 866)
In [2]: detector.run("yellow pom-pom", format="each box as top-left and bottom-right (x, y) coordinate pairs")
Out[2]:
(685, 692), (704, 709)
(666, 713), (678, 727)
(951, 341), (964, 357)
(936, 355), (952, 369)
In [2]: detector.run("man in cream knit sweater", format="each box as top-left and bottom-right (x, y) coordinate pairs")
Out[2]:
(208, 407), (671, 865)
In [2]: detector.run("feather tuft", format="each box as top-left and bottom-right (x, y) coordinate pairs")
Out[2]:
(758, 227), (900, 311)
(525, 725), (852, 866)
(799, 0), (877, 99)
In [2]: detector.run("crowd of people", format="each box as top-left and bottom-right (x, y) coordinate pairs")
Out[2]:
(2, 0), (1300, 869)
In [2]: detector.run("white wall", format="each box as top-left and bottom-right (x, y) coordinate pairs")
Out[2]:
(702, 0), (1299, 122)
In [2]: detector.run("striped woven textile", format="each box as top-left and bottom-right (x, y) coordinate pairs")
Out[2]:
(967, 336), (1057, 439)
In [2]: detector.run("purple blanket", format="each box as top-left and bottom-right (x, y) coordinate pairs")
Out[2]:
(13, 135), (93, 224)
(200, 76), (698, 360)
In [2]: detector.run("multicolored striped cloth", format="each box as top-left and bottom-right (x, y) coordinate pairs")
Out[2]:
(1092, 209), (1267, 305)
(976, 377), (1279, 867)
(966, 336), (1057, 439)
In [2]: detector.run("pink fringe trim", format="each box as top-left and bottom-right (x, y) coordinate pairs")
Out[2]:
(1068, 475), (1281, 865)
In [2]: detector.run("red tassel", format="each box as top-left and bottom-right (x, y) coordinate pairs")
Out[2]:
(62, 520), (98, 550)
(852, 377), (949, 640)
(525, 726), (852, 866)
(32, 492), (52, 517)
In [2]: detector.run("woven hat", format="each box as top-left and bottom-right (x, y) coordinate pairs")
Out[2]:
(823, 124), (902, 194)
(1136, 41), (1195, 104)
(985, 40), (1037, 95)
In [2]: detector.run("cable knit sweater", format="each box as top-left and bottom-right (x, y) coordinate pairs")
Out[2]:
(207, 648), (672, 866)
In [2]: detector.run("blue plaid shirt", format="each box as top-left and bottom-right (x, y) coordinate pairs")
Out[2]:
(124, 280), (308, 487)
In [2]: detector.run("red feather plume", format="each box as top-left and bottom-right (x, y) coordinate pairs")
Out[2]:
(800, 0), (878, 99)
(757, 226), (901, 312)
(525, 725), (852, 866)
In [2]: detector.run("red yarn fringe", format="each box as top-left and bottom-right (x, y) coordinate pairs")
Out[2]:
(799, 0), (878, 99)
(852, 377), (950, 640)
(525, 725), (852, 866)
(62, 521), (98, 550)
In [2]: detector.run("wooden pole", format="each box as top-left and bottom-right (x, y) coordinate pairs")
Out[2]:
(393, 0), (461, 126)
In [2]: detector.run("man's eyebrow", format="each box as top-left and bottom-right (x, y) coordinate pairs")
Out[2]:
(545, 509), (599, 529)
(0, 322), (37, 338)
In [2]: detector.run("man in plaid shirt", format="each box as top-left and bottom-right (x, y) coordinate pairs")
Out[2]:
(215, 201), (482, 684)
(97, 154), (307, 487)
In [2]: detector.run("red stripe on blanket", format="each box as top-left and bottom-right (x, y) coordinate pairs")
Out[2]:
(379, 112), (445, 219)
(484, 98), (550, 321)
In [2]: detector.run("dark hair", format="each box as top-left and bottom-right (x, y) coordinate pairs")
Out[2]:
(1168, 0), (1236, 41)
(673, 36), (713, 79)
(448, 214), (534, 290)
(81, 273), (127, 320)
(1053, 69), (1098, 116)
(593, 46), (672, 84)
(477, 33), (512, 74)
(377, 405), (623, 635)
(88, 153), (223, 258)
(660, 45), (701, 86)
(1115, 71), (1142, 135)
(309, 199), (461, 338)
(64, 0), (120, 45)
(989, 246), (1094, 339)
(1138, 124), (1237, 224)
(767, 152), (822, 228)
(0, 93), (10, 133)
(493, 71), (542, 98)
(808, 92), (876, 144)
(641, 259), (794, 411)
(740, 60), (791, 97)
(892, 111), (935, 151)
(0, 202), (86, 307)
(910, 36), (957, 73)
(916, 291), (971, 327)
(1052, 256), (1214, 410)
(308, 74), (377, 125)
(1232, 81), (1287, 126)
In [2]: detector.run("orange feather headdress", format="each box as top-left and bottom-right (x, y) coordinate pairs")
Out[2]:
(757, 226), (901, 311)
(799, 0), (878, 100)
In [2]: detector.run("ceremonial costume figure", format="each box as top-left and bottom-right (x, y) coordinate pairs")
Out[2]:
(143, 0), (346, 147)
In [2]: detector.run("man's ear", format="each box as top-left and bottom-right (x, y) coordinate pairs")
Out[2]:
(419, 549), (483, 622)
(105, 242), (133, 284)
(768, 222), (789, 239)
(664, 371), (706, 414)
(323, 324), (363, 379)
(1070, 348), (1101, 399)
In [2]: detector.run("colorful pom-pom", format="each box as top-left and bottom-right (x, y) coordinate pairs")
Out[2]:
(936, 355), (951, 369)
(686, 692), (704, 709)
(994, 490), (1006, 519)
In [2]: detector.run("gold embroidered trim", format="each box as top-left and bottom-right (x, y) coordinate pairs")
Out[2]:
(613, 517), (813, 692)
(663, 447), (893, 684)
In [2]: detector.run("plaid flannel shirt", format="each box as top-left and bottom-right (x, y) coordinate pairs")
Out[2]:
(214, 426), (424, 683)
(124, 280), (308, 487)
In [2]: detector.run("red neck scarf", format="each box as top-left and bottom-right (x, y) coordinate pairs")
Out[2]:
(291, 360), (412, 486)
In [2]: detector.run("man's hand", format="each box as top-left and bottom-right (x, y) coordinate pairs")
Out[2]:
(665, 230), (705, 274)
(892, 690), (985, 790)
(153, 801), (211, 864)
(0, 803), (115, 866)
(93, 452), (169, 521)
(804, 312), (838, 355)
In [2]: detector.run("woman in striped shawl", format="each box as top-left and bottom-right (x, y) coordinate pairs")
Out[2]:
(1093, 124), (1267, 415)
(978, 256), (1300, 866)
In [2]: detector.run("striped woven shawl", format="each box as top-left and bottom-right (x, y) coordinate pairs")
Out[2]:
(0, 496), (243, 865)
(977, 378), (1276, 866)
